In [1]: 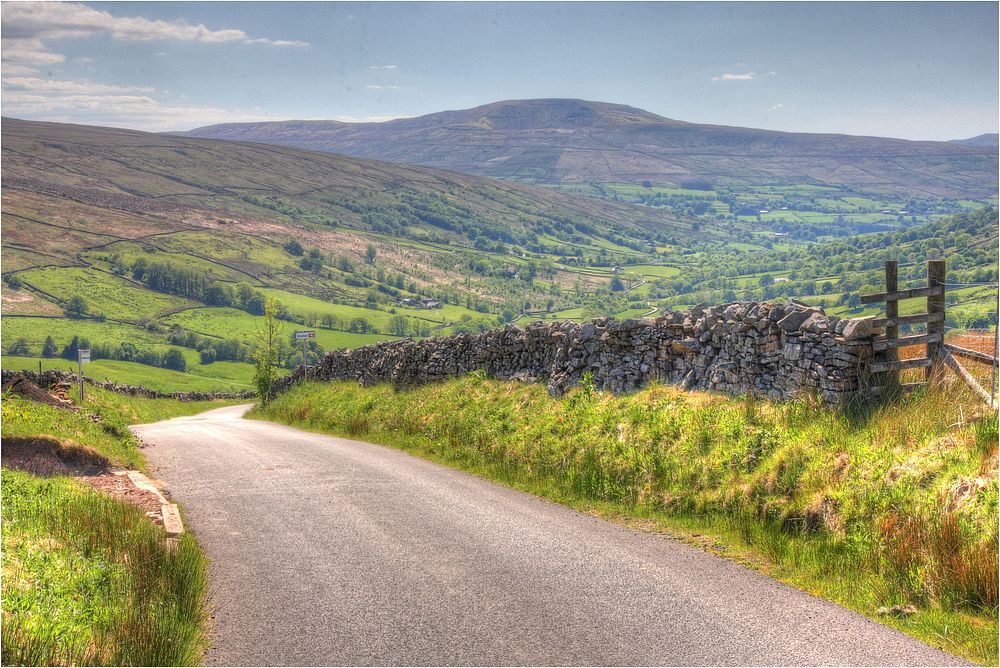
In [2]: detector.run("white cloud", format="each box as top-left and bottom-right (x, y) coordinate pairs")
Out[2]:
(1, 1), (308, 91)
(767, 103), (785, 111)
(365, 84), (403, 90)
(0, 1), (307, 74)
(712, 71), (776, 82)
(3, 76), (154, 94)
(369, 64), (398, 70)
(712, 72), (756, 81)
(2, 2), (308, 45)
(2, 36), (66, 74)
(1, 89), (283, 131)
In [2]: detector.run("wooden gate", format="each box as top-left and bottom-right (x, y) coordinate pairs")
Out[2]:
(861, 259), (998, 404)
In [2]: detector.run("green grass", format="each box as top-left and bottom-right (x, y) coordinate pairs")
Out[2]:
(163, 306), (397, 350)
(259, 288), (482, 329)
(81, 241), (255, 285)
(2, 316), (168, 352)
(16, 267), (196, 321)
(1, 386), (234, 664)
(1, 470), (208, 666)
(2, 356), (259, 393)
(151, 230), (297, 278)
(253, 377), (999, 665)
(621, 264), (682, 279)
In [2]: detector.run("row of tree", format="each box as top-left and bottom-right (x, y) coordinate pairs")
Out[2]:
(5, 335), (189, 372)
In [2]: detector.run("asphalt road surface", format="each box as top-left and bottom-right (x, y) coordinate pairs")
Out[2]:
(135, 404), (967, 666)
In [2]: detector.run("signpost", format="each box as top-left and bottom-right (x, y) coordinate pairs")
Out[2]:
(293, 332), (316, 380)
(77, 348), (90, 404)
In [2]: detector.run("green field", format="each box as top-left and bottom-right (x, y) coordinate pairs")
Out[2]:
(162, 307), (397, 349)
(2, 356), (260, 393)
(621, 264), (682, 279)
(17, 267), (196, 321)
(2, 316), (169, 351)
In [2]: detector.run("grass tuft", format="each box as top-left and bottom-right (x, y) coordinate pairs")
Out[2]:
(1, 470), (209, 666)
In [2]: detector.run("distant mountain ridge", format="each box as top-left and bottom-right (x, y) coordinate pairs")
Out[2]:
(949, 133), (999, 149)
(184, 98), (998, 198)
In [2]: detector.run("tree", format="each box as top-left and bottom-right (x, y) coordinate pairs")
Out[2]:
(65, 295), (88, 317)
(387, 314), (409, 337)
(60, 336), (89, 360)
(41, 336), (57, 358)
(253, 297), (284, 405)
(5, 274), (22, 290)
(365, 243), (377, 265)
(610, 276), (625, 292)
(299, 248), (325, 272)
(163, 347), (187, 371)
(7, 338), (30, 356)
(283, 239), (304, 256)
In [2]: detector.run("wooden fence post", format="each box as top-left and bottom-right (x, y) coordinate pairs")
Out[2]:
(927, 260), (946, 383)
(884, 261), (899, 390)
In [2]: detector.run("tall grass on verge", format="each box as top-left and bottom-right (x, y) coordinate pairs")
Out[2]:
(1, 469), (208, 666)
(254, 375), (999, 665)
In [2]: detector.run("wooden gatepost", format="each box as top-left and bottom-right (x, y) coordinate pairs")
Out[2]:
(861, 259), (998, 404)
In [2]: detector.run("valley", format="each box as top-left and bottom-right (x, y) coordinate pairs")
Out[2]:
(2, 114), (996, 392)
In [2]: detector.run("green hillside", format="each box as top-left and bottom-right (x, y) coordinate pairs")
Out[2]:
(2, 118), (996, 391)
(0, 118), (725, 389)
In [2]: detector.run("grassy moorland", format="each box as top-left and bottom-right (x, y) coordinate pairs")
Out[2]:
(184, 99), (998, 200)
(1, 387), (239, 665)
(254, 377), (999, 664)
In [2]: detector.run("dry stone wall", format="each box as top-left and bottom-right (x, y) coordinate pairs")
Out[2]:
(274, 301), (877, 405)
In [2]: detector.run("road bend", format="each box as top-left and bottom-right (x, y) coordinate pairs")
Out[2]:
(134, 404), (967, 666)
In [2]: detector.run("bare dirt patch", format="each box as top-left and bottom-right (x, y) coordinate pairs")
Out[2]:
(77, 473), (166, 525)
(1, 286), (64, 316)
(1, 435), (109, 476)
(2, 435), (167, 525)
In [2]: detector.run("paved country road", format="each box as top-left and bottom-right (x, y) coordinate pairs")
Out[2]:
(135, 405), (967, 667)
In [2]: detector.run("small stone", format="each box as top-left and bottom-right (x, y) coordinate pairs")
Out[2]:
(777, 308), (821, 332)
(876, 604), (918, 618)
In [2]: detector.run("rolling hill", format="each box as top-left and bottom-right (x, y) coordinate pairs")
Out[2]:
(0, 117), (725, 390)
(184, 98), (999, 198)
(2, 117), (995, 393)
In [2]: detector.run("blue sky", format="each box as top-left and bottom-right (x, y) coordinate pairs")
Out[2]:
(2, 1), (997, 140)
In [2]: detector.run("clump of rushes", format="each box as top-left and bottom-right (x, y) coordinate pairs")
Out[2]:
(255, 376), (998, 665)
(1, 470), (208, 666)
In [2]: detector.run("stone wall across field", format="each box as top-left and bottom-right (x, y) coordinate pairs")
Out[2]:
(274, 301), (878, 405)
(0, 369), (255, 402)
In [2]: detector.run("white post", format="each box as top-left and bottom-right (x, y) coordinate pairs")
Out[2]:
(78, 352), (84, 404)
